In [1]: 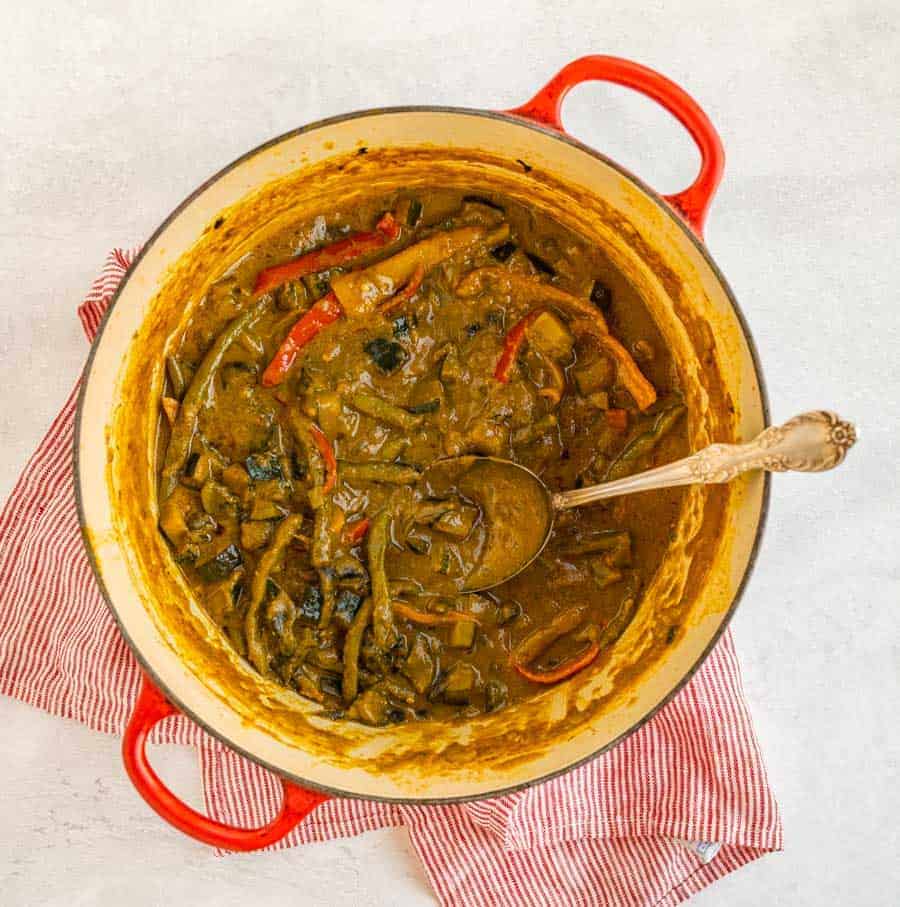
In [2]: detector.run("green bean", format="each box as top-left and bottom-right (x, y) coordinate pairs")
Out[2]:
(287, 410), (326, 505)
(237, 331), (264, 356)
(339, 461), (421, 485)
(379, 437), (408, 461)
(244, 513), (304, 675)
(342, 596), (373, 704)
(298, 412), (339, 627)
(368, 510), (397, 651)
(606, 404), (686, 480)
(318, 566), (337, 628)
(165, 355), (188, 399)
(270, 423), (294, 495)
(347, 392), (424, 433)
(311, 496), (333, 567)
(161, 297), (269, 499)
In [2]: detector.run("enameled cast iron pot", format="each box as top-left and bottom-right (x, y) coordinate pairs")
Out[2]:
(75, 56), (769, 849)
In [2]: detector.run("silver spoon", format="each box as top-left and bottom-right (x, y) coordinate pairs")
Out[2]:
(427, 411), (856, 592)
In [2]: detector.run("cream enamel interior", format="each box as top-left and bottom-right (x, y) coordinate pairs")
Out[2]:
(77, 110), (766, 801)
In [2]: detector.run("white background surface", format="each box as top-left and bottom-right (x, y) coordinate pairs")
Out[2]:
(1, 1), (898, 904)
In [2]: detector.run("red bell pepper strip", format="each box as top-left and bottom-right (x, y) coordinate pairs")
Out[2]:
(494, 309), (544, 383)
(513, 641), (601, 684)
(253, 212), (400, 296)
(605, 408), (629, 432)
(380, 264), (426, 315)
(260, 292), (343, 387)
(309, 423), (337, 495)
(343, 517), (370, 545)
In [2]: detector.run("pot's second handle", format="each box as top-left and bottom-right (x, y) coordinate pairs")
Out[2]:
(123, 673), (328, 850)
(507, 55), (725, 236)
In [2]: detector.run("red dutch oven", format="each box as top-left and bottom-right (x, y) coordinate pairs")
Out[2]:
(76, 55), (771, 850)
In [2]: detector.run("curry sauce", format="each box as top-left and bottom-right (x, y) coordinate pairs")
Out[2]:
(156, 189), (688, 726)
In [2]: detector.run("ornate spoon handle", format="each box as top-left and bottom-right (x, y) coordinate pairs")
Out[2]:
(553, 411), (857, 511)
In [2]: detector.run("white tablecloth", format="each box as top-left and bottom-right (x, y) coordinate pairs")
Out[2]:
(1, 1), (896, 904)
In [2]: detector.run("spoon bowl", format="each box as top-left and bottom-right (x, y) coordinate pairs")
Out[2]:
(423, 456), (555, 592)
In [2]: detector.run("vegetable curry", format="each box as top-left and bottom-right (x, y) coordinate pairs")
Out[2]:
(157, 189), (688, 726)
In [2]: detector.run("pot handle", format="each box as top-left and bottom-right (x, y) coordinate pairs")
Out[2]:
(122, 673), (329, 851)
(506, 55), (725, 236)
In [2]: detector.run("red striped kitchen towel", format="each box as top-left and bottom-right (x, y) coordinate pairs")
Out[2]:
(0, 250), (782, 906)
